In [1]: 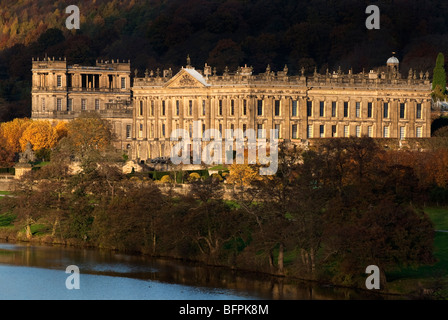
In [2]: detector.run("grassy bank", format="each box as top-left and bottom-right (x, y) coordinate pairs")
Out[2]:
(0, 201), (446, 299)
(385, 207), (448, 298)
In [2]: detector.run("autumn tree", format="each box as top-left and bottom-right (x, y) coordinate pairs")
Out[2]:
(61, 113), (115, 171)
(0, 117), (31, 155)
(19, 120), (58, 160)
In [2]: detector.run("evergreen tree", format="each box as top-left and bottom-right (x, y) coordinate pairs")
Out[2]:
(432, 53), (447, 100)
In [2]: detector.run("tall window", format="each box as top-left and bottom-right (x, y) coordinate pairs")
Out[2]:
(121, 77), (126, 89)
(162, 124), (165, 137)
(139, 123), (143, 138)
(257, 100), (263, 116)
(189, 100), (193, 116)
(355, 102), (361, 118)
(151, 101), (154, 116)
(319, 101), (325, 117)
(274, 124), (281, 139)
(292, 100), (298, 117)
(162, 101), (166, 116)
(176, 100), (180, 116)
(399, 103), (405, 119)
(57, 75), (62, 88)
(41, 98), (45, 111)
(275, 100), (280, 116)
(243, 100), (247, 116)
(383, 103), (389, 118)
(219, 100), (223, 116)
(344, 125), (349, 137)
(307, 101), (312, 117)
(368, 126), (373, 138)
(95, 99), (100, 110)
(319, 124), (324, 137)
(81, 99), (86, 111)
(292, 124), (298, 139)
(400, 126), (405, 140)
(332, 125), (337, 137)
(66, 99), (72, 112)
(416, 103), (422, 119)
(367, 102), (373, 118)
(307, 124), (313, 138)
(139, 101), (143, 116)
(257, 123), (264, 138)
(57, 98), (62, 111)
(356, 125), (361, 137)
(416, 126), (422, 138)
(383, 126), (389, 137)
(331, 102), (337, 117)
(202, 100), (206, 116)
(231, 100), (235, 116)
(126, 125), (132, 139)
(343, 102), (349, 117)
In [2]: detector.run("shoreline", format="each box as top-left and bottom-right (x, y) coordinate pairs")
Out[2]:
(0, 232), (414, 300)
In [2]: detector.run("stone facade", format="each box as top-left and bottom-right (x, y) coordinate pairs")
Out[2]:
(31, 57), (133, 151)
(31, 56), (432, 163)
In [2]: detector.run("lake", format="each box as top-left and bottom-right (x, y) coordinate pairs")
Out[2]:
(0, 241), (387, 300)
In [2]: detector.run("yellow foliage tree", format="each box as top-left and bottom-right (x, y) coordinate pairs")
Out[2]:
(53, 121), (68, 141)
(0, 118), (32, 154)
(19, 120), (59, 152)
(66, 115), (113, 156)
(227, 163), (260, 186)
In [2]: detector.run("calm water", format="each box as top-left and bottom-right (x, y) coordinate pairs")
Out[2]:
(0, 241), (385, 300)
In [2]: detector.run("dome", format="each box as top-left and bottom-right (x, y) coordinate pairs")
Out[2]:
(387, 56), (399, 64)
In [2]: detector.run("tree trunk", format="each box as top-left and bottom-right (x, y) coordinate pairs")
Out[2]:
(52, 217), (59, 237)
(310, 247), (316, 277)
(152, 232), (156, 254)
(268, 249), (275, 273)
(25, 224), (32, 240)
(277, 243), (284, 275)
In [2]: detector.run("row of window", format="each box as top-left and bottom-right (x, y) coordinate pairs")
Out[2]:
(55, 75), (127, 89)
(138, 100), (249, 117)
(50, 98), (101, 111)
(303, 124), (423, 139)
(306, 101), (423, 120)
(136, 99), (424, 120)
(129, 122), (424, 140)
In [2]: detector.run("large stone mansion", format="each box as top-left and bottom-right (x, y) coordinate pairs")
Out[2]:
(31, 55), (432, 163)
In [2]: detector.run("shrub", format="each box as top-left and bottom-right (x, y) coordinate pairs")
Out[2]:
(211, 173), (223, 182)
(160, 175), (173, 183)
(188, 172), (201, 182)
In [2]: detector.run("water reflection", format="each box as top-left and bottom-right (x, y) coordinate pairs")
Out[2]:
(0, 241), (390, 300)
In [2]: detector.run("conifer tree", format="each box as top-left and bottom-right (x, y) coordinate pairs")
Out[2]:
(432, 52), (447, 101)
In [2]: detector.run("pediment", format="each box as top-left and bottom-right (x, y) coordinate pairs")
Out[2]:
(164, 68), (208, 88)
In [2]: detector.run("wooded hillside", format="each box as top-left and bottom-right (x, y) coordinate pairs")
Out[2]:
(0, 0), (448, 121)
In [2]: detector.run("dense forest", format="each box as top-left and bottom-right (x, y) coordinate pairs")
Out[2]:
(0, 0), (448, 121)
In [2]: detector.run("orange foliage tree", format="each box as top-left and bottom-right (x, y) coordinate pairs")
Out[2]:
(19, 120), (59, 152)
(65, 115), (113, 156)
(0, 118), (32, 154)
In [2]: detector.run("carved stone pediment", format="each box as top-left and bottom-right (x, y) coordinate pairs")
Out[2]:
(165, 69), (207, 89)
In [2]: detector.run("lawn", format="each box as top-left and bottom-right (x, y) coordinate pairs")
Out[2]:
(425, 207), (448, 230)
(386, 207), (448, 297)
